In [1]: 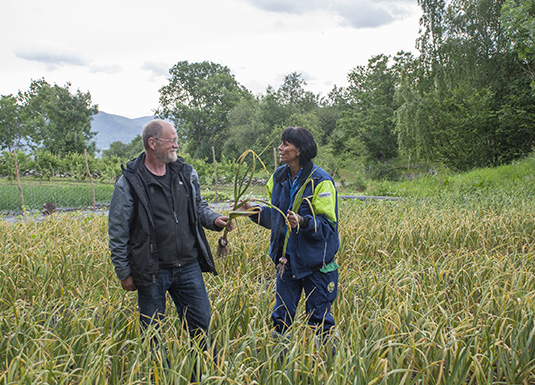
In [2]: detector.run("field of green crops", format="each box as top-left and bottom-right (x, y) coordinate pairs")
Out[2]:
(1, 159), (535, 384)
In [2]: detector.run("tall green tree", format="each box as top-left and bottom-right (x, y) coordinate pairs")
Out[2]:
(316, 86), (350, 146)
(222, 72), (321, 168)
(156, 61), (251, 159)
(222, 97), (278, 165)
(257, 73), (319, 134)
(397, 0), (535, 170)
(0, 94), (24, 152)
(19, 79), (98, 155)
(333, 54), (403, 164)
(501, 0), (535, 86)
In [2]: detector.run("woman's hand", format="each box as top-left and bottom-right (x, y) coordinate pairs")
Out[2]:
(287, 210), (301, 228)
(236, 201), (252, 211)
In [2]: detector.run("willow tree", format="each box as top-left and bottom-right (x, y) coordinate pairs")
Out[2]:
(396, 0), (535, 170)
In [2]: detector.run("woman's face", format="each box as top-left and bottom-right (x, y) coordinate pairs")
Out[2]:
(278, 140), (300, 165)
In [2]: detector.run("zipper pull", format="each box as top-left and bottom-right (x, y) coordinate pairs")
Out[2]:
(173, 211), (179, 224)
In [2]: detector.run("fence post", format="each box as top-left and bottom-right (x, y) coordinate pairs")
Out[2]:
(12, 149), (25, 215)
(274, 147), (278, 172)
(212, 146), (218, 202)
(84, 149), (96, 209)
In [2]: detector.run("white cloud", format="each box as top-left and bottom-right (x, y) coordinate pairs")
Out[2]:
(243, 0), (417, 28)
(14, 44), (88, 70)
(141, 62), (170, 78)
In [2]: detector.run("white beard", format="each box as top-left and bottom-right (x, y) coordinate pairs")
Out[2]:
(156, 148), (177, 164)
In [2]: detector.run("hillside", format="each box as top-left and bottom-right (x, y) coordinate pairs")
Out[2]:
(91, 112), (155, 150)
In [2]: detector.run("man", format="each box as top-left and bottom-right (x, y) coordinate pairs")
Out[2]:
(108, 119), (232, 376)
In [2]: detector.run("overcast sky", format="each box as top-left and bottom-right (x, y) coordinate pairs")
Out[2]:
(0, 0), (421, 119)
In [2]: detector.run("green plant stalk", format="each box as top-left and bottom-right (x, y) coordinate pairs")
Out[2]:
(216, 150), (271, 258)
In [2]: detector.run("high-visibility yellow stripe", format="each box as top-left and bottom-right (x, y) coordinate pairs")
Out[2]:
(266, 176), (274, 200)
(312, 180), (337, 223)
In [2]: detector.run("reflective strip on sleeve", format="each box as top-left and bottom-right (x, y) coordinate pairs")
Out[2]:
(312, 180), (337, 223)
(266, 176), (274, 200)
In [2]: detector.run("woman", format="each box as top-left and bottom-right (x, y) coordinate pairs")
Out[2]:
(244, 126), (340, 345)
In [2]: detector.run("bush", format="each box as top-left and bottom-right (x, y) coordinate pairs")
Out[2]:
(0, 151), (33, 178)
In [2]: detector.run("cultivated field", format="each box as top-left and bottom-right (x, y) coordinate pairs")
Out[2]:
(1, 167), (535, 384)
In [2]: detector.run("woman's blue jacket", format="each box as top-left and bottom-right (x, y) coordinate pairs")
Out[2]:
(253, 161), (339, 280)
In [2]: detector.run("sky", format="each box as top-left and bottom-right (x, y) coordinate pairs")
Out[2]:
(0, 0), (422, 119)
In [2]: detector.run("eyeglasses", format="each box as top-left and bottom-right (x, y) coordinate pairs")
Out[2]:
(153, 137), (178, 144)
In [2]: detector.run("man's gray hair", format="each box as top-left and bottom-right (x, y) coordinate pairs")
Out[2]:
(142, 119), (166, 150)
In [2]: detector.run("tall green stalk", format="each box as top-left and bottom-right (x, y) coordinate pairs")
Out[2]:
(216, 150), (270, 258)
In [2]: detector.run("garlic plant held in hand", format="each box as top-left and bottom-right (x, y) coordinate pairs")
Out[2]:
(216, 149), (270, 258)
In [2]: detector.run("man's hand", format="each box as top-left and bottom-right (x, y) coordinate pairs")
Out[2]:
(121, 276), (137, 291)
(214, 215), (235, 231)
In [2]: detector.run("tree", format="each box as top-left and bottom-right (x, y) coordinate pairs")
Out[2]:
(221, 72), (322, 167)
(501, 0), (535, 86)
(0, 94), (24, 152)
(19, 79), (98, 155)
(222, 97), (277, 165)
(334, 54), (402, 164)
(397, 0), (535, 170)
(316, 86), (350, 146)
(156, 61), (251, 159)
(102, 135), (144, 160)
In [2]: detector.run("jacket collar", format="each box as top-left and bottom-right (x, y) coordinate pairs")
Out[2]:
(124, 152), (186, 176)
(273, 160), (314, 187)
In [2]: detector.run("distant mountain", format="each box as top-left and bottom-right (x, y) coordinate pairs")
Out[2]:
(91, 112), (155, 150)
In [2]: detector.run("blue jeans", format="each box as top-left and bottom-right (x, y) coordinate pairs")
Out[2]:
(272, 265), (338, 335)
(137, 262), (211, 338)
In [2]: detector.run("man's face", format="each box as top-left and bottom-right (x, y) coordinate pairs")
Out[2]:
(154, 124), (178, 163)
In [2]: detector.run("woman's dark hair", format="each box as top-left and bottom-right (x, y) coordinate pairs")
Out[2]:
(281, 126), (317, 166)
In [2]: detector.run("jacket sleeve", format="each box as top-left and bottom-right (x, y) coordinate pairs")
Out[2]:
(108, 175), (135, 281)
(298, 179), (338, 241)
(191, 168), (223, 231)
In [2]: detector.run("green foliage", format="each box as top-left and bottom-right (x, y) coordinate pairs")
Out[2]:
(368, 152), (535, 199)
(18, 79), (98, 155)
(334, 54), (402, 166)
(156, 61), (252, 159)
(501, 0), (535, 86)
(33, 150), (63, 180)
(0, 94), (24, 152)
(0, 151), (32, 179)
(223, 98), (280, 170)
(0, 150), (122, 184)
(222, 72), (334, 171)
(101, 135), (143, 160)
(398, 0), (535, 171)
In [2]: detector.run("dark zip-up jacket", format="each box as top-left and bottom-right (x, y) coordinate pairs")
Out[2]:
(108, 153), (222, 286)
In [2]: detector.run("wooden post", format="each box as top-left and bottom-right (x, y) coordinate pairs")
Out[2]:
(12, 149), (25, 215)
(84, 149), (96, 209)
(212, 146), (218, 202)
(274, 147), (278, 171)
